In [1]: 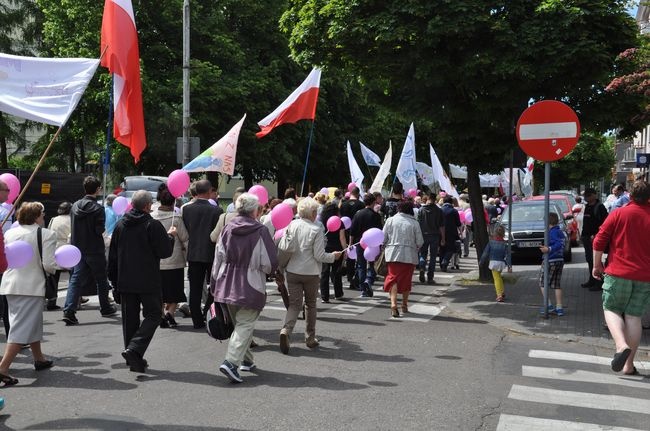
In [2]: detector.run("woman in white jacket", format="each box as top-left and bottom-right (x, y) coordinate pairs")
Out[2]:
(0, 202), (56, 386)
(279, 198), (343, 355)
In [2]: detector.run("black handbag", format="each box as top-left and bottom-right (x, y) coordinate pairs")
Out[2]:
(37, 228), (58, 299)
(205, 302), (234, 341)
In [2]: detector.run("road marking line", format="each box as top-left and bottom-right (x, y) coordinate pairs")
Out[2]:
(508, 385), (650, 414)
(529, 350), (650, 370)
(319, 312), (360, 317)
(496, 414), (644, 431)
(400, 304), (446, 322)
(522, 366), (648, 389)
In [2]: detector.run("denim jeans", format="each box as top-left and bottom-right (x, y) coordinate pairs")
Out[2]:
(63, 253), (113, 314)
(355, 244), (376, 289)
(419, 234), (440, 280)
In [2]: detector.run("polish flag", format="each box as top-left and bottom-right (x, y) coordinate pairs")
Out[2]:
(256, 68), (321, 138)
(100, 0), (146, 163)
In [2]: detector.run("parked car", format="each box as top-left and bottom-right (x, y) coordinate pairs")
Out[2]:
(499, 200), (572, 262)
(118, 175), (168, 201)
(528, 194), (578, 246)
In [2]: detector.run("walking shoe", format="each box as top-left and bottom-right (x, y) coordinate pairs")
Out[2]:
(239, 361), (257, 372)
(539, 304), (555, 315)
(178, 303), (191, 318)
(589, 285), (603, 292)
(552, 307), (565, 317)
(279, 330), (290, 355)
(496, 295), (505, 303)
(427, 279), (437, 285)
(46, 304), (61, 311)
(419, 271), (425, 283)
(165, 312), (178, 328)
(361, 282), (374, 297)
(80, 297), (90, 304)
(101, 305), (118, 317)
(159, 317), (170, 328)
(306, 338), (320, 348)
(122, 349), (146, 373)
(220, 360), (243, 383)
(62, 311), (78, 325)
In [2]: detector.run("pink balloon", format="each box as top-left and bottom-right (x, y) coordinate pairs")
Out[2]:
(270, 203), (293, 230)
(248, 185), (269, 206)
(5, 240), (33, 268)
(407, 188), (417, 198)
(459, 210), (466, 224)
(364, 245), (380, 261)
(345, 192), (351, 199)
(326, 216), (341, 232)
(0, 173), (20, 204)
(347, 182), (356, 192)
(361, 227), (383, 248)
(464, 208), (473, 223)
(273, 227), (286, 241)
(167, 170), (191, 198)
(360, 239), (368, 249)
(347, 245), (357, 260)
(126, 202), (133, 213)
(340, 216), (352, 229)
(208, 199), (217, 206)
(55, 245), (81, 268)
(112, 196), (128, 216)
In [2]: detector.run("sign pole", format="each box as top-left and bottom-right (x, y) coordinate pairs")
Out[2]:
(543, 161), (551, 318)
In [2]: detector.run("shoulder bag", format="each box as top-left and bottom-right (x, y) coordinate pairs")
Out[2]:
(205, 302), (234, 341)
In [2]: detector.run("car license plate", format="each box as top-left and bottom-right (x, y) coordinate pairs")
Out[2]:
(518, 241), (542, 248)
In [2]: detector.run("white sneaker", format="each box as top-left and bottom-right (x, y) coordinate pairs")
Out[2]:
(239, 361), (257, 372)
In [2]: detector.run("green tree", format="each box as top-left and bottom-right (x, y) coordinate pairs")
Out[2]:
(281, 0), (639, 279)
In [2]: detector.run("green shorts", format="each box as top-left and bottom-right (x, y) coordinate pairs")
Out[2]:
(602, 275), (650, 317)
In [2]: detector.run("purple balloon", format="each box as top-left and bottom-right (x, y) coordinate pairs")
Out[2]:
(364, 245), (380, 261)
(208, 199), (217, 206)
(5, 240), (33, 269)
(112, 196), (128, 216)
(361, 227), (384, 248)
(319, 187), (329, 195)
(341, 216), (352, 230)
(55, 245), (81, 269)
(347, 245), (357, 260)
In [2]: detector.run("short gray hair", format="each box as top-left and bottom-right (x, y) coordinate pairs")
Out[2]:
(236, 192), (259, 216)
(297, 197), (319, 219)
(131, 190), (153, 211)
(106, 194), (117, 205)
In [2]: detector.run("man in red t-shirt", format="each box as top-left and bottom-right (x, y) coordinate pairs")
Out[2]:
(593, 180), (650, 375)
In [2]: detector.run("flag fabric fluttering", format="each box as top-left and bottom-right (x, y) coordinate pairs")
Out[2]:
(101, 0), (147, 163)
(395, 123), (418, 192)
(182, 114), (246, 175)
(256, 68), (321, 138)
(359, 142), (382, 167)
(429, 144), (459, 197)
(415, 162), (435, 186)
(369, 143), (392, 193)
(0, 53), (99, 126)
(346, 141), (365, 193)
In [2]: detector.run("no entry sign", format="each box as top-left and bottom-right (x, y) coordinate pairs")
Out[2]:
(516, 100), (580, 162)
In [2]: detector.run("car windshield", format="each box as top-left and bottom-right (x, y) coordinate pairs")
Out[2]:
(501, 204), (562, 223)
(551, 198), (570, 213)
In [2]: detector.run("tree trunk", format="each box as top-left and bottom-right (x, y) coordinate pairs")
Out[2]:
(467, 165), (491, 281)
(0, 114), (8, 169)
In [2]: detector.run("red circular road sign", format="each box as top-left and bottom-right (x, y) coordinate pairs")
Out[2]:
(516, 100), (580, 162)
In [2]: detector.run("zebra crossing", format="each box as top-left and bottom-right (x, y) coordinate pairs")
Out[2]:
(496, 350), (650, 430)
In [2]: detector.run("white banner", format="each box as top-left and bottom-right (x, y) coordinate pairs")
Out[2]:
(395, 123), (418, 191)
(448, 163), (467, 179)
(346, 140), (365, 193)
(415, 162), (435, 186)
(369, 142), (392, 193)
(182, 114), (246, 174)
(0, 53), (99, 126)
(429, 144), (459, 197)
(359, 142), (382, 167)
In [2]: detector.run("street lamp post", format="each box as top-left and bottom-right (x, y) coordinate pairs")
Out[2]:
(182, 0), (190, 167)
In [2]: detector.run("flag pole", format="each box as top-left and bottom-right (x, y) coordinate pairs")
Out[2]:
(103, 75), (114, 203)
(300, 120), (315, 197)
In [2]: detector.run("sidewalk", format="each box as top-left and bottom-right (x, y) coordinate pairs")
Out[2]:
(439, 251), (650, 352)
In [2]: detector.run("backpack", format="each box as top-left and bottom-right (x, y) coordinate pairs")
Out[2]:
(206, 302), (234, 341)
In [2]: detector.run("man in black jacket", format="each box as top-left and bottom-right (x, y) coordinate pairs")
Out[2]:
(417, 192), (445, 284)
(63, 176), (117, 325)
(108, 190), (175, 373)
(581, 188), (608, 290)
(339, 187), (365, 289)
(440, 196), (461, 272)
(182, 179), (223, 328)
(350, 193), (383, 297)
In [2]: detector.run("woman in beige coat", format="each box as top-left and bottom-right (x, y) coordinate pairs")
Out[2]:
(0, 202), (56, 386)
(152, 187), (189, 328)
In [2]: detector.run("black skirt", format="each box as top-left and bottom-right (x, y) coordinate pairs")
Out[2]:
(161, 268), (187, 303)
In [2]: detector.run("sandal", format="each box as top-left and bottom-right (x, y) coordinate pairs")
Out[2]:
(611, 348), (631, 372)
(401, 305), (409, 313)
(391, 307), (400, 318)
(624, 366), (640, 376)
(0, 373), (18, 387)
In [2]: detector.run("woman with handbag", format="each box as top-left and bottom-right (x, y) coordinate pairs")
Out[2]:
(211, 193), (278, 383)
(0, 202), (56, 386)
(382, 200), (423, 318)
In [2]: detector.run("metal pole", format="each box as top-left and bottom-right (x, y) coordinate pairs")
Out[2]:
(103, 76), (114, 203)
(507, 150), (513, 271)
(543, 162), (551, 318)
(182, 0), (191, 166)
(300, 121), (316, 197)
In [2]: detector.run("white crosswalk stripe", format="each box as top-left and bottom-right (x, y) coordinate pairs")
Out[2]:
(497, 349), (650, 430)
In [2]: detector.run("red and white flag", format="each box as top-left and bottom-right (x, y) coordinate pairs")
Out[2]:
(101, 0), (146, 163)
(256, 68), (321, 138)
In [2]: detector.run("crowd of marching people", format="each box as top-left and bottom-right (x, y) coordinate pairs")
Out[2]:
(0, 173), (648, 385)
